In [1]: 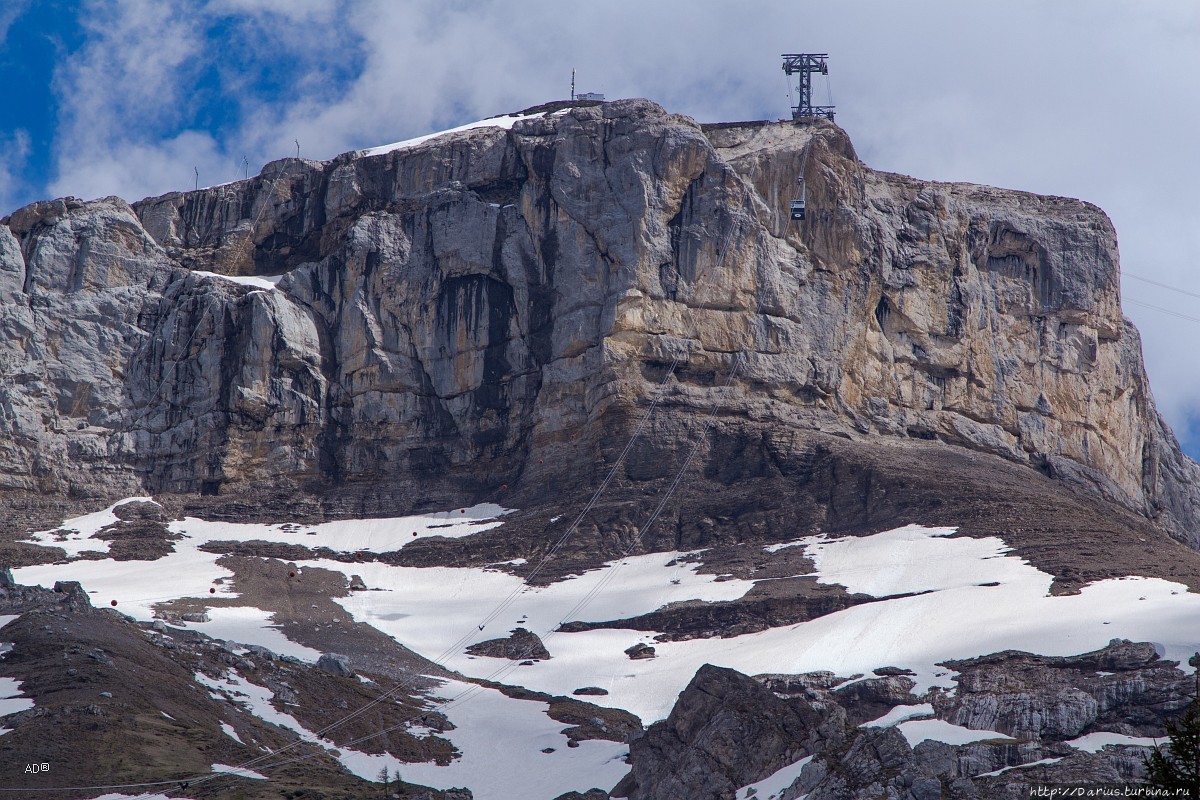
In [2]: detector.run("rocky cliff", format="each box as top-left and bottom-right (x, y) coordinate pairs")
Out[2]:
(618, 641), (1188, 800)
(2, 99), (1198, 545)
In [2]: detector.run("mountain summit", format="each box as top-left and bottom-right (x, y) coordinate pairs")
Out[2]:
(3, 99), (1200, 798)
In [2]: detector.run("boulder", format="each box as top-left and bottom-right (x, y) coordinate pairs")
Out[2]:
(316, 653), (354, 678)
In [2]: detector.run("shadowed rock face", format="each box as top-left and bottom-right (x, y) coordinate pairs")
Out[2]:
(1, 99), (1197, 543)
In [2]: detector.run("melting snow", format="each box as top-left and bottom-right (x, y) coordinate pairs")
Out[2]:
(896, 718), (1014, 747)
(397, 679), (628, 800)
(14, 502), (512, 655)
(360, 113), (544, 157)
(1065, 731), (1161, 752)
(977, 757), (1064, 777)
(862, 703), (935, 727)
(21, 497), (157, 558)
(196, 669), (624, 799)
(21, 500), (1200, 796)
(212, 763), (267, 779)
(219, 721), (244, 743)
(176, 606), (321, 662)
(0, 677), (34, 722)
(737, 754), (813, 800)
(192, 271), (284, 291)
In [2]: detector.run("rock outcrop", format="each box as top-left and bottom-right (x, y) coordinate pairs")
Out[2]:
(618, 640), (1192, 799)
(2, 99), (1198, 544)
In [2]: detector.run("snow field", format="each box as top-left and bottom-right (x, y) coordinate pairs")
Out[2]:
(196, 669), (627, 800)
(398, 679), (629, 800)
(178, 607), (321, 662)
(13, 503), (512, 654)
(19, 500), (1200, 798)
(321, 524), (1200, 722)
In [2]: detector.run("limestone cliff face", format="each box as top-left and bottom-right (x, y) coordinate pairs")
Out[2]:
(1, 100), (1197, 542)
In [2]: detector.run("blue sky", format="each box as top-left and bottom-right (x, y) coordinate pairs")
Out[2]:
(2, 0), (1200, 457)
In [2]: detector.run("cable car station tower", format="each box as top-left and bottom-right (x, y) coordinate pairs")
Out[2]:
(782, 53), (835, 121)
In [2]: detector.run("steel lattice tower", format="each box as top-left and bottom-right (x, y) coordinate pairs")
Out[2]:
(782, 53), (835, 121)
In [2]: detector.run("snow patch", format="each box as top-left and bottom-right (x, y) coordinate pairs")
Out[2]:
(897, 719), (1014, 747)
(977, 757), (1064, 777)
(192, 271), (284, 291)
(212, 763), (267, 779)
(1065, 731), (1162, 752)
(360, 113), (544, 157)
(21, 497), (157, 558)
(178, 606), (321, 662)
(0, 677), (34, 718)
(737, 754), (813, 800)
(862, 703), (935, 728)
(220, 721), (244, 744)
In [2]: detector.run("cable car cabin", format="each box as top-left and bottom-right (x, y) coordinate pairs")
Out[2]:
(790, 176), (807, 221)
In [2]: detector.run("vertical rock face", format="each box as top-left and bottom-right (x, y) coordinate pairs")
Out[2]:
(1, 99), (1197, 542)
(613, 664), (846, 800)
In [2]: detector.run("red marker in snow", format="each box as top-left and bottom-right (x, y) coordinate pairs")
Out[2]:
(110, 600), (118, 607)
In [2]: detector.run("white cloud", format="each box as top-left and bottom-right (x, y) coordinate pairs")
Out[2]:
(0, 1), (30, 45)
(0, 130), (31, 215)
(41, 0), (1200, 451)
(205, 0), (337, 21)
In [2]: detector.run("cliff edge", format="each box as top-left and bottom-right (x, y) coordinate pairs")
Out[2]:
(2, 99), (1197, 546)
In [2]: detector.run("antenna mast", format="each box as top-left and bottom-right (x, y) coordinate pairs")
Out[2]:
(781, 53), (835, 121)
(571, 68), (576, 101)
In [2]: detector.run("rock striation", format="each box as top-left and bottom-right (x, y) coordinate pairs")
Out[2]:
(2, 99), (1198, 544)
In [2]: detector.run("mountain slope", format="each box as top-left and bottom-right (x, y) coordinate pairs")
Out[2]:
(3, 99), (1200, 799)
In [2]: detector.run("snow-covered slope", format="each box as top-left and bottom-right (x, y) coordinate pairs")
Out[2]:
(11, 499), (1200, 798)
